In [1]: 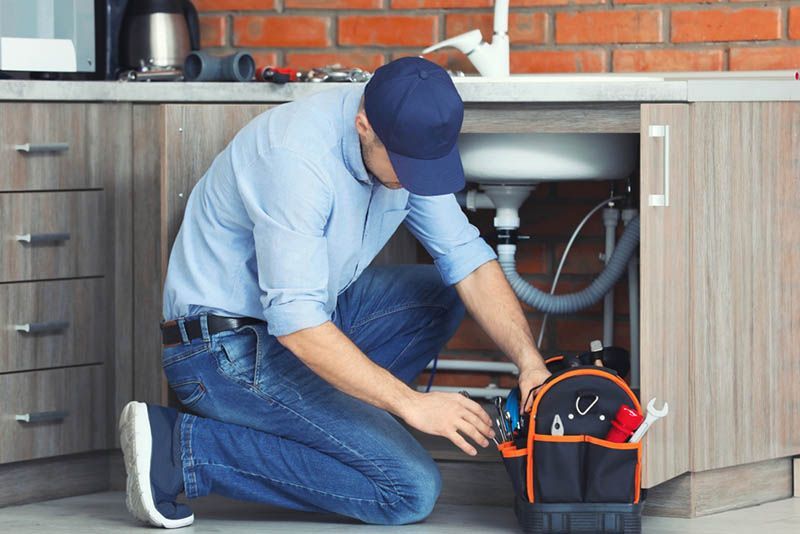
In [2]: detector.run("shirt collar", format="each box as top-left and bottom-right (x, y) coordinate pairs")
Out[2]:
(341, 85), (372, 185)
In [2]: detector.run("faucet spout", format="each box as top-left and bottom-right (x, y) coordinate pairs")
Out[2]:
(421, 0), (510, 77)
(494, 0), (509, 35)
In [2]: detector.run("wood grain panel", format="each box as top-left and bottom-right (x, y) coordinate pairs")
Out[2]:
(639, 104), (692, 487)
(0, 103), (119, 191)
(0, 191), (105, 282)
(102, 103), (134, 448)
(462, 103), (641, 133)
(0, 365), (106, 464)
(0, 451), (110, 508)
(0, 278), (106, 372)
(132, 105), (167, 407)
(689, 103), (800, 471)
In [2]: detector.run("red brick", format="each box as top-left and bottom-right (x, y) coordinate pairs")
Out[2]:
(553, 318), (614, 352)
(199, 15), (227, 48)
(339, 16), (438, 47)
(285, 51), (385, 71)
(729, 47), (800, 71)
(511, 0), (567, 5)
(519, 205), (605, 239)
(391, 0), (492, 8)
(556, 10), (662, 44)
(553, 239), (605, 275)
(249, 51), (279, 69)
(194, 0), (274, 10)
(510, 50), (607, 73)
(790, 8), (800, 40)
(447, 317), (497, 350)
(286, 0), (381, 8)
(616, 0), (718, 3)
(671, 8), (781, 43)
(447, 12), (548, 45)
(515, 241), (549, 274)
(613, 48), (724, 72)
(233, 16), (330, 48)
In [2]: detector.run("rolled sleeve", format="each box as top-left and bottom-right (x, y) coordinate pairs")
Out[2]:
(235, 151), (334, 336)
(404, 193), (497, 286)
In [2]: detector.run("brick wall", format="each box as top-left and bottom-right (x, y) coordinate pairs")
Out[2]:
(194, 0), (795, 391)
(195, 1), (800, 72)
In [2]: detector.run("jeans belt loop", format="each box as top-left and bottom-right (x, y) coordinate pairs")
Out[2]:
(199, 313), (211, 343)
(177, 317), (190, 346)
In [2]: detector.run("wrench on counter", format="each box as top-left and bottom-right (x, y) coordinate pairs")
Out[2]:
(628, 398), (669, 443)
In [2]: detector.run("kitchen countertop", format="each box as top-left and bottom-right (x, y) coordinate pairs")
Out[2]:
(0, 70), (797, 103)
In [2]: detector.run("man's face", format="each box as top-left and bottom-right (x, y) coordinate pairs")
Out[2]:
(355, 108), (403, 191)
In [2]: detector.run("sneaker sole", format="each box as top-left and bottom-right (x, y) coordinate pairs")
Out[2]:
(119, 401), (194, 529)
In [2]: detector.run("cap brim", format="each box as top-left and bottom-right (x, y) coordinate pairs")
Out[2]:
(387, 143), (466, 196)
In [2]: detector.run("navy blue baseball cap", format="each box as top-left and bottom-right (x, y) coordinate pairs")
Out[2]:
(364, 57), (465, 196)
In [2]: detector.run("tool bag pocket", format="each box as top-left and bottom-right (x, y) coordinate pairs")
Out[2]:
(500, 443), (529, 501)
(521, 367), (643, 506)
(584, 437), (640, 503)
(531, 435), (585, 503)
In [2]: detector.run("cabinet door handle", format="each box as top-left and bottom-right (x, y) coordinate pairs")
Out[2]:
(15, 233), (71, 244)
(13, 142), (70, 153)
(14, 321), (70, 334)
(648, 124), (670, 207)
(15, 411), (70, 423)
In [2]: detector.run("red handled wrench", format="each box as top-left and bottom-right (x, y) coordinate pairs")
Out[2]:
(629, 398), (669, 443)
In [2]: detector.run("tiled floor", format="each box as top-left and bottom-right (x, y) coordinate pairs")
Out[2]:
(0, 491), (798, 533)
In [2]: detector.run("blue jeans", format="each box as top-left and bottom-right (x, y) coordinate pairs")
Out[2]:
(161, 265), (465, 525)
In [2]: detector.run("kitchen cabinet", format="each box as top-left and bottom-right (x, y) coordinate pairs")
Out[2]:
(0, 102), (133, 505)
(639, 104), (692, 487)
(0, 80), (795, 515)
(638, 102), (800, 508)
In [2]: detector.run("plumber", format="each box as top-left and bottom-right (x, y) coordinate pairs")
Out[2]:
(119, 57), (551, 529)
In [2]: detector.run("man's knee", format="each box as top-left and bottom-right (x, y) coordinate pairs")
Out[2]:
(372, 457), (442, 525)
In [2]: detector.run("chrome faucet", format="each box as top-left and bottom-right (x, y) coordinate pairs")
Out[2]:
(422, 0), (510, 77)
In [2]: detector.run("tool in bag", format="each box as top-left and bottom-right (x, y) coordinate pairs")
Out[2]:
(497, 365), (666, 533)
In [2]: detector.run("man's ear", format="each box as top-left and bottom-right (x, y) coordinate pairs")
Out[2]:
(355, 110), (372, 137)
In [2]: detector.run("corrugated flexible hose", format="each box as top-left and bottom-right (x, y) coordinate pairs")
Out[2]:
(498, 215), (640, 314)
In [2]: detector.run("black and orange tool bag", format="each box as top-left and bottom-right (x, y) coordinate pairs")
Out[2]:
(499, 366), (644, 534)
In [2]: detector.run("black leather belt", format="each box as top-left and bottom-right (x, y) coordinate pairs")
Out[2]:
(161, 315), (263, 346)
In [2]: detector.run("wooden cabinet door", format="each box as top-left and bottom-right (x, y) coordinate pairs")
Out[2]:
(639, 104), (692, 487)
(688, 103), (800, 472)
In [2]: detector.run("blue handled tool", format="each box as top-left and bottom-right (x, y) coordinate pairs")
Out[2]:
(505, 387), (521, 432)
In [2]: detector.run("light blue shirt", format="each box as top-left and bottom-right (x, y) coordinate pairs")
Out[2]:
(163, 85), (497, 337)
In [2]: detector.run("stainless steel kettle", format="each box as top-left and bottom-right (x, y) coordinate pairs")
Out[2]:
(120, 0), (200, 70)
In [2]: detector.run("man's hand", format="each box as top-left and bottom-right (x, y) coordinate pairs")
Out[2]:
(399, 391), (495, 456)
(518, 365), (551, 413)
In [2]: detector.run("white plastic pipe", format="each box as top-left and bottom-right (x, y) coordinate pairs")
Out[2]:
(425, 359), (519, 374)
(602, 208), (620, 347)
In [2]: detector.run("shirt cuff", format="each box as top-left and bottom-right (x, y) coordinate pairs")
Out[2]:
(263, 300), (331, 337)
(434, 237), (497, 286)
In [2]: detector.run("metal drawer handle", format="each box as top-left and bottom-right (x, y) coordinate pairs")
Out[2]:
(14, 321), (70, 334)
(13, 143), (70, 153)
(15, 411), (70, 423)
(648, 124), (670, 207)
(15, 233), (71, 244)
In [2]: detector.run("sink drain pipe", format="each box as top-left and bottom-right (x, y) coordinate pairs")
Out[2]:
(497, 215), (640, 314)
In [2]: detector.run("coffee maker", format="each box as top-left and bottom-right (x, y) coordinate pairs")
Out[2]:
(102, 0), (199, 80)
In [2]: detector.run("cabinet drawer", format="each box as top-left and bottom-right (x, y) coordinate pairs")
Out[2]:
(0, 365), (106, 464)
(0, 103), (110, 191)
(0, 191), (105, 282)
(0, 278), (106, 373)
